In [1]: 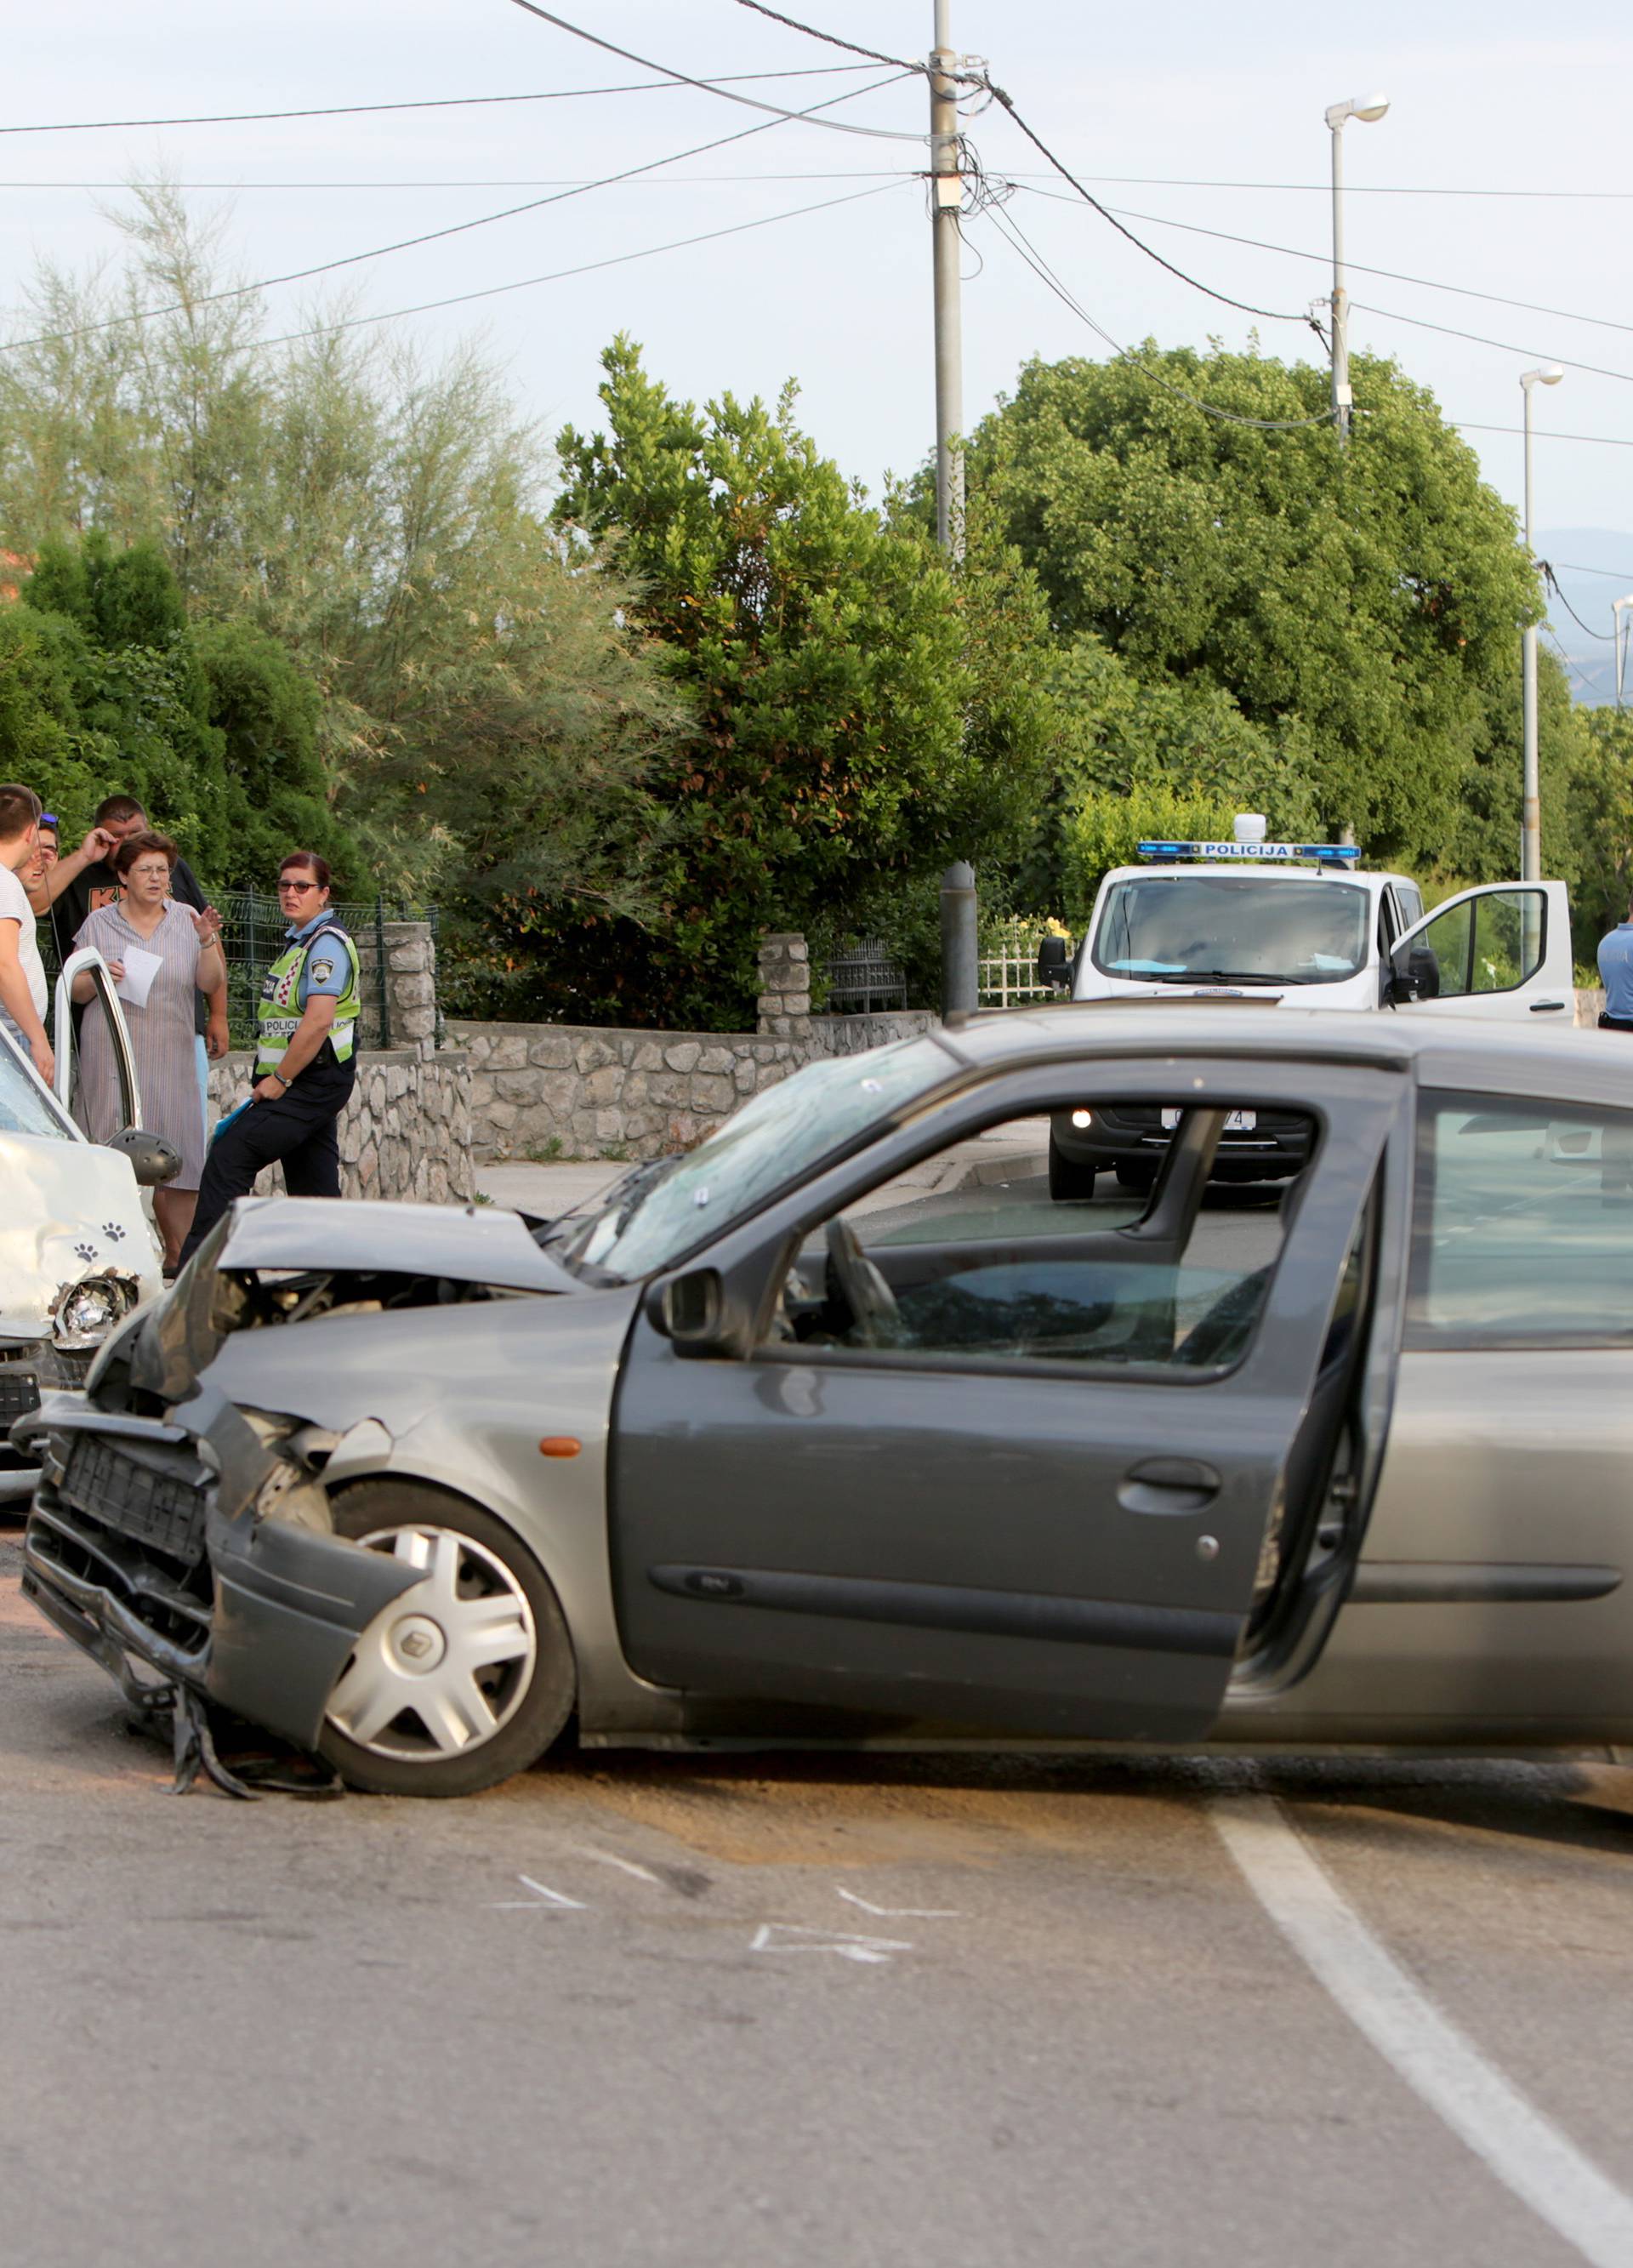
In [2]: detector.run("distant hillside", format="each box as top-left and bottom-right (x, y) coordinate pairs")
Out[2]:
(1534, 527), (1633, 706)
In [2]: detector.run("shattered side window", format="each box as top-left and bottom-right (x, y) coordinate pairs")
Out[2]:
(0, 1029), (76, 1142)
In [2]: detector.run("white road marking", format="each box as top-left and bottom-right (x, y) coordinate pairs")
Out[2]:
(492, 1874), (587, 1911)
(750, 1922), (912, 1965)
(837, 1887), (960, 1919)
(573, 1846), (664, 1886)
(1215, 1796), (1633, 2268)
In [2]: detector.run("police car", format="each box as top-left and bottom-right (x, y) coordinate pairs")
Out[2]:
(1035, 817), (1574, 1198)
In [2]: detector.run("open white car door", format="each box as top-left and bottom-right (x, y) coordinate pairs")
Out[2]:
(53, 947), (143, 1130)
(1387, 880), (1573, 1023)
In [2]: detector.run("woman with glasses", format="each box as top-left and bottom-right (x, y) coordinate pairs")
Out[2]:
(177, 852), (361, 1270)
(70, 829), (225, 1271)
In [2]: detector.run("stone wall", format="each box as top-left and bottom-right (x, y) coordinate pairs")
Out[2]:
(207, 1047), (475, 1204)
(451, 933), (939, 1164)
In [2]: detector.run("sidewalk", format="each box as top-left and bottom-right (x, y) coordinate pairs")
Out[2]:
(475, 1160), (625, 1217)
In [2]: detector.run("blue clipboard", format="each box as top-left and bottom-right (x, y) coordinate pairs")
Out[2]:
(211, 1097), (254, 1143)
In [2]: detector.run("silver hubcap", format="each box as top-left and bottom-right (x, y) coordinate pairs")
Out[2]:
(325, 1525), (537, 1761)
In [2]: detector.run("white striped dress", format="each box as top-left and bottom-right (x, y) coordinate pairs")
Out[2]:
(72, 900), (206, 1190)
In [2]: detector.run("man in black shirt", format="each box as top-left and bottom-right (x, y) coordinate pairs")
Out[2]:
(34, 792), (230, 1131)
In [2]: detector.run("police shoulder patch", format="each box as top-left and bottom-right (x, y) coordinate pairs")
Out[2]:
(310, 957), (335, 983)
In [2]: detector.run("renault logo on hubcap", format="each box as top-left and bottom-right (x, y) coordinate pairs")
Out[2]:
(389, 1614), (447, 1673)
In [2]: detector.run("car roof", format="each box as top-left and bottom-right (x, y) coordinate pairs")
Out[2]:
(1101, 863), (1398, 890)
(936, 1002), (1619, 1105)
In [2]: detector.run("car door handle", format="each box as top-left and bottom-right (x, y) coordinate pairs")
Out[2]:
(1529, 1000), (1566, 1012)
(1118, 1458), (1220, 1515)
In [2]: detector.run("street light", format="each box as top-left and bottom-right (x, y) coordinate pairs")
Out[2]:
(1520, 363), (1564, 881)
(1325, 94), (1389, 446)
(1613, 595), (1633, 709)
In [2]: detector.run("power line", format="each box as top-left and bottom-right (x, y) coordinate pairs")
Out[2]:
(1012, 174), (1633, 202)
(1542, 565), (1618, 641)
(504, 1), (925, 141)
(1540, 556), (1633, 578)
(0, 63), (880, 137)
(1349, 299), (1633, 388)
(3, 72), (909, 352)
(984, 201), (1333, 430)
(0, 170), (916, 190)
(1021, 185), (1633, 345)
(981, 88), (1314, 328)
(727, 0), (931, 76)
(1454, 424), (1633, 453)
(1544, 631), (1602, 695)
(721, 0), (1309, 324)
(257, 180), (906, 350)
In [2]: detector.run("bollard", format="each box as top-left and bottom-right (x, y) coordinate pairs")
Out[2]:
(940, 860), (977, 1018)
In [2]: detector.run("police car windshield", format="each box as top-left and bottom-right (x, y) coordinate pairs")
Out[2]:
(556, 1036), (955, 1283)
(1093, 875), (1368, 985)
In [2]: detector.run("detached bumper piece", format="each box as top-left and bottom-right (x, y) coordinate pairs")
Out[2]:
(20, 1397), (424, 1797)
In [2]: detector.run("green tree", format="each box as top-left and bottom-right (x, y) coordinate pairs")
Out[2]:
(555, 339), (1047, 1025)
(974, 345), (1539, 868)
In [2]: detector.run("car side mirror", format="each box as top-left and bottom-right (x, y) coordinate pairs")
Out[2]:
(1037, 934), (1073, 989)
(1389, 943), (1440, 1004)
(651, 1268), (727, 1358)
(105, 1125), (182, 1188)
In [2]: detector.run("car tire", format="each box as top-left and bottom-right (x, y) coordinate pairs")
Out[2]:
(1047, 1135), (1097, 1202)
(1114, 1161), (1156, 1193)
(316, 1481), (576, 1798)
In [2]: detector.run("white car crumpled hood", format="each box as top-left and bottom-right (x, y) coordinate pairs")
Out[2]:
(0, 1127), (162, 1340)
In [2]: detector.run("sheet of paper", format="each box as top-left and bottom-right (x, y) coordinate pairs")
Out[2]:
(114, 944), (162, 1010)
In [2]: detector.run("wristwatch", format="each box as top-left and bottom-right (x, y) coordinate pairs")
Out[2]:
(271, 1070), (292, 1090)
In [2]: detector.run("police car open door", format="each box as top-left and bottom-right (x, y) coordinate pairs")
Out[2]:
(611, 1050), (1405, 1742)
(1389, 880), (1573, 1023)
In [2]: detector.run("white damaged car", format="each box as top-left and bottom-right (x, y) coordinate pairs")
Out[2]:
(0, 949), (179, 1505)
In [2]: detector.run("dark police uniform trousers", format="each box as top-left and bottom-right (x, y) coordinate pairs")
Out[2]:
(177, 1042), (356, 1268)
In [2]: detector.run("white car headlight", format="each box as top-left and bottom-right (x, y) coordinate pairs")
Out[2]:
(50, 1269), (143, 1352)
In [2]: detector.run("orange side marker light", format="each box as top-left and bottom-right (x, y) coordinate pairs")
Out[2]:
(538, 1436), (582, 1458)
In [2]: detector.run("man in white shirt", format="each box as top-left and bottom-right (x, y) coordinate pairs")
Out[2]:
(0, 784), (53, 1086)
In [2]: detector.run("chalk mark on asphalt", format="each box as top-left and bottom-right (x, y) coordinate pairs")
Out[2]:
(750, 1923), (912, 1965)
(837, 1887), (959, 1918)
(492, 1874), (587, 1911)
(573, 1845), (665, 1886)
(1215, 1794), (1633, 2268)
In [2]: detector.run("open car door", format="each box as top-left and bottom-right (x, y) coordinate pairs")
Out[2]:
(53, 948), (142, 1131)
(610, 1049), (1407, 1744)
(1388, 880), (1573, 1023)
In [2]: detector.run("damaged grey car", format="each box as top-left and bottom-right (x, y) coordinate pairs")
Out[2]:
(20, 1006), (1633, 1796)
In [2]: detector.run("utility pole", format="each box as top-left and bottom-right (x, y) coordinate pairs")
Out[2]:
(1520, 363), (1563, 881)
(1614, 595), (1633, 710)
(930, 0), (964, 560)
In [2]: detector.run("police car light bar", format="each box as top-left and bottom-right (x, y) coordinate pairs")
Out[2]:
(1134, 840), (1363, 865)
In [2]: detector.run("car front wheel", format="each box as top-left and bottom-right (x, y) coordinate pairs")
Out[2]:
(318, 1482), (576, 1797)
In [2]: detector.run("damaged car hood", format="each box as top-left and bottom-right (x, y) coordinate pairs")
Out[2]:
(0, 1127), (162, 1341)
(125, 1195), (586, 1407)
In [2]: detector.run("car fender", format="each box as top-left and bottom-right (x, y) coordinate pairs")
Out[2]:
(203, 1286), (686, 1737)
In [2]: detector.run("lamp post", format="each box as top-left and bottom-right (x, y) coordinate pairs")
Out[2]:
(1520, 364), (1564, 880)
(1325, 93), (1389, 446)
(1614, 595), (1633, 709)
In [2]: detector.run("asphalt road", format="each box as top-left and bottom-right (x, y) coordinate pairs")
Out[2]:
(5, 1520), (1633, 2268)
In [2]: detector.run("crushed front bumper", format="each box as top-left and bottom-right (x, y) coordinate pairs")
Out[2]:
(18, 1392), (421, 1752)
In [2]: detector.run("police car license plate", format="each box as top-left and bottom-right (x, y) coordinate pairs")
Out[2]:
(1162, 1108), (1256, 1131)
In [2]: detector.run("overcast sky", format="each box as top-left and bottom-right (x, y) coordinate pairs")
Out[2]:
(7, 0), (1633, 662)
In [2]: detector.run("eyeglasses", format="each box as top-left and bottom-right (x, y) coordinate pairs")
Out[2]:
(277, 879), (320, 894)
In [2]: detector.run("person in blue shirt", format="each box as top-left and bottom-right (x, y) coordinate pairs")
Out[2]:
(176, 852), (361, 1271)
(1596, 901), (1633, 1033)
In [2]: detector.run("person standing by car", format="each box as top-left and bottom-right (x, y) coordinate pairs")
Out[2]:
(71, 831), (225, 1273)
(25, 811), (118, 972)
(1596, 898), (1633, 1032)
(40, 792), (230, 1131)
(176, 852), (360, 1271)
(0, 784), (52, 1084)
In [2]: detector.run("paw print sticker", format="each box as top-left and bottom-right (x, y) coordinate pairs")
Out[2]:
(101, 1222), (126, 1243)
(74, 1242), (97, 1264)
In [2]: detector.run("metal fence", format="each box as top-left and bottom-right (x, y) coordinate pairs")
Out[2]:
(43, 892), (439, 1053)
(823, 937), (909, 1013)
(977, 916), (1060, 1009)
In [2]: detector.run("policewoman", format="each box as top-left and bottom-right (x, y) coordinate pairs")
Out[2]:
(177, 852), (361, 1269)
